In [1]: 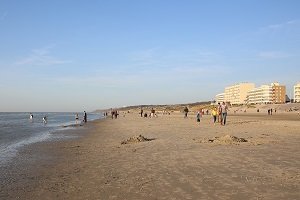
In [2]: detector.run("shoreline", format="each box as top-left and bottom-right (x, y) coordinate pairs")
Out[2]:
(0, 112), (102, 167)
(1, 113), (299, 199)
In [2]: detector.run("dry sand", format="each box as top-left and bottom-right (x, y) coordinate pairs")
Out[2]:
(1, 112), (300, 200)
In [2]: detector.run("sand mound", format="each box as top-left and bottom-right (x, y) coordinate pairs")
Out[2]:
(199, 135), (248, 144)
(121, 135), (153, 145)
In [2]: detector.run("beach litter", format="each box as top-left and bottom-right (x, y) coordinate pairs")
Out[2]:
(198, 135), (248, 145)
(121, 135), (154, 145)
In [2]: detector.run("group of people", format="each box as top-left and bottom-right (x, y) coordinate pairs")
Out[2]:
(215, 102), (229, 125)
(111, 110), (119, 119)
(267, 108), (276, 115)
(139, 108), (158, 118)
(75, 111), (87, 123)
(29, 111), (88, 125)
(29, 113), (48, 124)
(195, 102), (229, 126)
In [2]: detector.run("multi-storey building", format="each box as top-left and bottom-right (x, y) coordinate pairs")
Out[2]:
(247, 82), (286, 104)
(294, 82), (300, 103)
(224, 83), (255, 105)
(247, 85), (273, 104)
(271, 82), (286, 104)
(215, 93), (225, 104)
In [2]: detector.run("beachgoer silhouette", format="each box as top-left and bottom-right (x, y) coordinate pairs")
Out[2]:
(183, 107), (189, 118)
(140, 108), (143, 117)
(29, 113), (33, 122)
(111, 110), (115, 119)
(43, 116), (47, 124)
(75, 113), (79, 124)
(196, 111), (201, 123)
(218, 103), (222, 124)
(84, 111), (87, 122)
(151, 108), (155, 118)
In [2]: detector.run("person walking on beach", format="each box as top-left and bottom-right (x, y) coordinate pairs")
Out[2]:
(29, 113), (33, 121)
(43, 116), (47, 124)
(114, 110), (118, 119)
(151, 108), (155, 118)
(75, 113), (79, 124)
(196, 111), (201, 123)
(111, 109), (115, 119)
(83, 111), (87, 123)
(140, 108), (143, 117)
(211, 107), (218, 125)
(220, 102), (228, 125)
(183, 106), (189, 118)
(217, 103), (222, 124)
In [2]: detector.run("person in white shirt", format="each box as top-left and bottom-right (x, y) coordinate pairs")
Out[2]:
(29, 113), (33, 120)
(43, 116), (47, 124)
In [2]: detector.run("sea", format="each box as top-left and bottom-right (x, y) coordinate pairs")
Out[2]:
(0, 112), (102, 166)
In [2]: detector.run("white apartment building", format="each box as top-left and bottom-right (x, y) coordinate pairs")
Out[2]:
(215, 93), (225, 104)
(294, 82), (300, 103)
(247, 85), (273, 104)
(247, 82), (286, 104)
(225, 83), (255, 105)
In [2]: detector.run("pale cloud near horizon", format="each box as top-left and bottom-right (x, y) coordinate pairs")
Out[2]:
(51, 63), (228, 90)
(250, 19), (300, 40)
(266, 19), (300, 30)
(258, 51), (292, 59)
(130, 47), (162, 67)
(130, 47), (160, 61)
(171, 65), (226, 74)
(52, 73), (142, 88)
(129, 47), (221, 70)
(15, 45), (71, 66)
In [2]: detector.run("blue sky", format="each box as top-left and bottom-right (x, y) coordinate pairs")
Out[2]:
(0, 0), (300, 112)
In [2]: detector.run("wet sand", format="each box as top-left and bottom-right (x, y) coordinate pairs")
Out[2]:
(1, 112), (300, 200)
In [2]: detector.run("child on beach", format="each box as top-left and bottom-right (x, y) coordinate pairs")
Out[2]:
(211, 107), (217, 125)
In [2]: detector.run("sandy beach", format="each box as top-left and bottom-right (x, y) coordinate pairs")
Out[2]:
(1, 111), (300, 200)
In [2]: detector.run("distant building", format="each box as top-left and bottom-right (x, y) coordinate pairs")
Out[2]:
(247, 85), (273, 104)
(294, 82), (300, 103)
(215, 93), (225, 104)
(225, 83), (255, 105)
(271, 82), (286, 104)
(247, 82), (286, 104)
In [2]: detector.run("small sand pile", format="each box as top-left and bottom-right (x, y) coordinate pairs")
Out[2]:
(121, 135), (153, 145)
(199, 135), (248, 144)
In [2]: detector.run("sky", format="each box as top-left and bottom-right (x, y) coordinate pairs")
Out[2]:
(0, 0), (300, 112)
